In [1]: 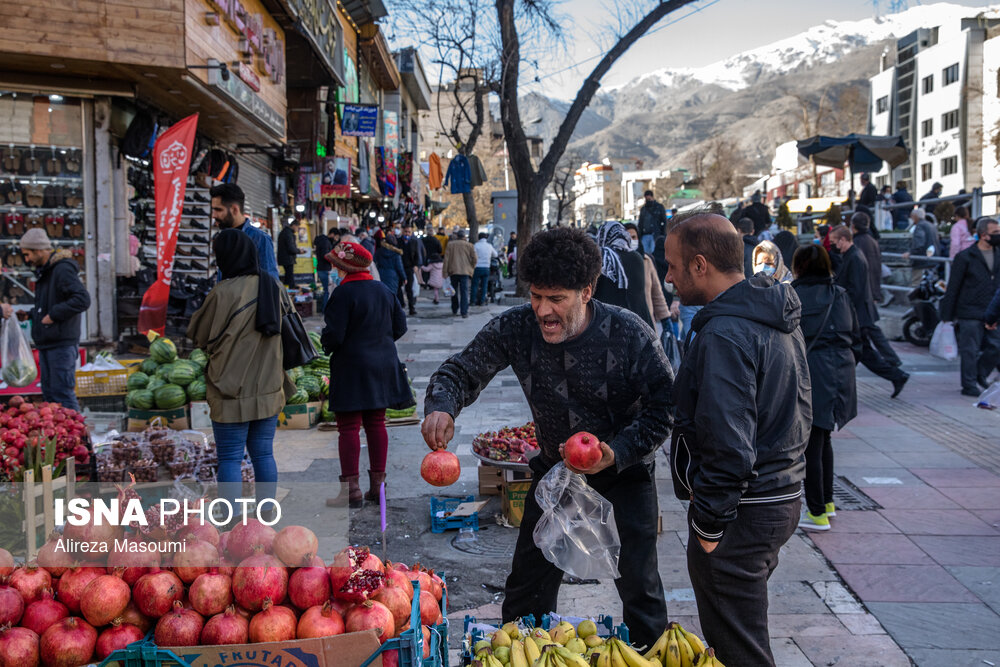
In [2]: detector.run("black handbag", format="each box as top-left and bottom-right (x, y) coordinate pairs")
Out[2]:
(280, 305), (318, 370)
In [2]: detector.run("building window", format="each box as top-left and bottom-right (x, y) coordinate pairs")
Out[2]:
(942, 109), (960, 131)
(921, 163), (933, 181)
(921, 118), (933, 137)
(876, 96), (888, 114)
(941, 156), (958, 176)
(922, 74), (934, 94)
(943, 63), (959, 85)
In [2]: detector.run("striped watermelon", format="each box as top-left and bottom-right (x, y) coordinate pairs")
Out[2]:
(150, 337), (178, 364)
(168, 361), (199, 387)
(154, 384), (187, 410)
(127, 372), (149, 391)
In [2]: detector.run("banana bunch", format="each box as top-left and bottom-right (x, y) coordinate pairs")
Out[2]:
(692, 649), (724, 667)
(592, 637), (660, 667)
(643, 623), (719, 667)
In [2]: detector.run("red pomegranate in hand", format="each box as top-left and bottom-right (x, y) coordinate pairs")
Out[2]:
(564, 431), (602, 470)
(420, 450), (460, 487)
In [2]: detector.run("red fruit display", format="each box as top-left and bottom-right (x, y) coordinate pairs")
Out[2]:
(34, 537), (73, 578)
(272, 526), (319, 567)
(39, 617), (96, 667)
(201, 606), (249, 645)
(225, 520), (277, 562)
(231, 553), (288, 612)
(422, 625), (432, 659)
(0, 547), (14, 577)
(345, 600), (395, 644)
(336, 568), (386, 604)
(417, 590), (438, 627)
(564, 431), (602, 470)
(80, 572), (131, 627)
(55, 567), (103, 615)
(20, 588), (68, 637)
(178, 522), (221, 549)
(248, 599), (296, 643)
(118, 601), (153, 634)
(154, 601), (204, 647)
(372, 585), (411, 630)
(328, 547), (385, 603)
(188, 570), (233, 617)
(0, 578), (25, 626)
(9, 566), (52, 605)
(132, 570), (184, 618)
(95, 621), (144, 660)
(296, 601), (345, 639)
(172, 539), (220, 584)
(288, 566), (330, 611)
(0, 625), (39, 667)
(472, 422), (539, 463)
(106, 541), (158, 586)
(420, 450), (461, 487)
(429, 572), (445, 602)
(383, 563), (414, 599)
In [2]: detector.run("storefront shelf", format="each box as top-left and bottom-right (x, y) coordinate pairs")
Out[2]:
(0, 206), (83, 214)
(0, 175), (83, 185)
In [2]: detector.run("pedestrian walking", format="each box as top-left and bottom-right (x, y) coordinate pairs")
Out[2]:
(423, 227), (672, 648)
(829, 226), (909, 397)
(623, 223), (670, 326)
(850, 213), (884, 305)
(506, 231), (518, 277)
(17, 229), (90, 411)
(940, 217), (1000, 396)
(442, 229), (477, 318)
(791, 244), (860, 531)
(400, 223), (425, 315)
(321, 241), (414, 507)
(593, 221), (652, 327)
(314, 228), (334, 312)
(919, 181), (944, 217)
(773, 230), (799, 268)
(857, 173), (877, 215)
(374, 232), (406, 307)
(277, 220), (303, 288)
(187, 229), (292, 509)
(472, 232), (497, 306)
(950, 207), (975, 258)
(422, 229), (445, 304)
(638, 190), (668, 254)
(743, 191), (772, 239)
(665, 213), (808, 667)
(752, 240), (792, 282)
(210, 183), (279, 280)
(891, 181), (914, 230)
(736, 218), (757, 278)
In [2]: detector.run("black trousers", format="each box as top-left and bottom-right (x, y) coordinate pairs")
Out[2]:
(860, 325), (906, 382)
(502, 459), (667, 649)
(804, 426), (833, 516)
(687, 499), (800, 667)
(866, 325), (901, 366)
(404, 268), (418, 312)
(955, 319), (1000, 392)
(281, 263), (296, 288)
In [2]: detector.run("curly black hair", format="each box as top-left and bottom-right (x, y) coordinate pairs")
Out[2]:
(518, 227), (602, 290)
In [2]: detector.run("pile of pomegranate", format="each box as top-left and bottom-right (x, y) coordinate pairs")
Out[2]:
(0, 396), (90, 480)
(0, 523), (446, 667)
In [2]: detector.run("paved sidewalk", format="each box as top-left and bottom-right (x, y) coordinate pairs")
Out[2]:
(284, 292), (1000, 666)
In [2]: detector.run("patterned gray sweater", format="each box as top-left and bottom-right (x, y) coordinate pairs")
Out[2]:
(425, 300), (674, 472)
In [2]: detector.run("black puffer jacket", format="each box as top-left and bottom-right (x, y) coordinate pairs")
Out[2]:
(32, 250), (90, 349)
(940, 244), (1000, 322)
(671, 276), (810, 542)
(793, 277), (861, 431)
(835, 245), (878, 329)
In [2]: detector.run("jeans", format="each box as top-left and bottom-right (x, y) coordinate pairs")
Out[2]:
(212, 416), (278, 504)
(502, 459), (667, 649)
(804, 426), (833, 516)
(472, 267), (490, 305)
(316, 270), (330, 313)
(641, 234), (656, 254)
(39, 345), (80, 412)
(860, 325), (907, 383)
(679, 304), (703, 344)
(687, 500), (800, 667)
(282, 263), (296, 288)
(450, 275), (471, 316)
(955, 319), (1000, 392)
(335, 409), (388, 478)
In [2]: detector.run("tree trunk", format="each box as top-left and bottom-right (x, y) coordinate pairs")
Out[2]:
(463, 190), (479, 239)
(515, 183), (546, 296)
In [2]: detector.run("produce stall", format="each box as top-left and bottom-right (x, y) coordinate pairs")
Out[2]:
(471, 423), (537, 526)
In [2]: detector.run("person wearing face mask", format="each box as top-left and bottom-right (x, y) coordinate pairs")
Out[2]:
(623, 223), (670, 328)
(939, 217), (1000, 396)
(593, 221), (653, 327)
(752, 240), (792, 282)
(829, 226), (909, 398)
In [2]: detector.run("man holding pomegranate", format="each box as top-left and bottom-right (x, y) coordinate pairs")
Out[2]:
(422, 227), (673, 649)
(664, 213), (809, 667)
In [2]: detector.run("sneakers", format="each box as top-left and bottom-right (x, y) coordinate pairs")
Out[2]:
(825, 502), (836, 517)
(798, 511), (831, 531)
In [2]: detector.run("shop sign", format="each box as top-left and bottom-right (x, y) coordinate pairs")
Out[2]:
(341, 105), (377, 137)
(207, 0), (284, 84)
(280, 0), (344, 84)
(238, 61), (261, 92)
(209, 67), (284, 137)
(321, 157), (351, 198)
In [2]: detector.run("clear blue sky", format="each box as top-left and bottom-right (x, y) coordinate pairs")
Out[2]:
(530, 0), (999, 99)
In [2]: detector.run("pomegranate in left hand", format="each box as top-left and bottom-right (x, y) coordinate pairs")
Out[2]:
(420, 450), (461, 487)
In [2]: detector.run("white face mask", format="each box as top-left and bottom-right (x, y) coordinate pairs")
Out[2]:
(628, 239), (640, 251)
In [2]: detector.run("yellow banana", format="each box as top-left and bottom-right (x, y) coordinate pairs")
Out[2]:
(608, 642), (629, 667)
(592, 644), (613, 667)
(611, 639), (654, 667)
(524, 638), (542, 665)
(699, 648), (723, 667)
(511, 638), (529, 667)
(643, 631), (668, 663)
(553, 646), (591, 667)
(648, 659), (662, 667)
(663, 630), (681, 667)
(674, 631), (694, 667)
(675, 625), (705, 657)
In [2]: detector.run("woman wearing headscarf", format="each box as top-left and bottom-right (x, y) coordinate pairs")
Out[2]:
(752, 239), (793, 282)
(322, 241), (414, 507)
(188, 229), (295, 509)
(622, 222), (670, 325)
(773, 230), (800, 268)
(592, 221), (652, 327)
(374, 231), (406, 306)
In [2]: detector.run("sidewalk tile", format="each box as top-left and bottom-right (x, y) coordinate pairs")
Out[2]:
(808, 532), (931, 565)
(835, 467), (924, 486)
(946, 566), (1000, 614)
(794, 635), (911, 667)
(910, 468), (1000, 487)
(905, 649), (1000, 667)
(866, 602), (1000, 649)
(823, 510), (900, 533)
(975, 509), (1000, 529)
(860, 485), (960, 510)
(765, 581), (831, 614)
(836, 564), (979, 603)
(768, 638), (812, 666)
(887, 451), (977, 468)
(836, 612), (887, 635)
(766, 613), (850, 637)
(936, 485), (1000, 510)
(878, 509), (999, 536)
(830, 451), (901, 468)
(911, 536), (1000, 567)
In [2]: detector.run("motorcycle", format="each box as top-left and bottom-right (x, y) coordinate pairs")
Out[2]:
(902, 269), (947, 346)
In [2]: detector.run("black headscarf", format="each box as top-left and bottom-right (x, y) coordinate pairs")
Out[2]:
(213, 229), (282, 336)
(773, 230), (799, 268)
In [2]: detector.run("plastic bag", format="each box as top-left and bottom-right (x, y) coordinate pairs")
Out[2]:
(442, 283), (455, 298)
(660, 327), (682, 373)
(411, 276), (420, 299)
(976, 381), (1000, 409)
(929, 322), (958, 361)
(532, 463), (621, 580)
(1, 317), (37, 387)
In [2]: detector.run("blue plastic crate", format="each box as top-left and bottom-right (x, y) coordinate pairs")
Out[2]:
(430, 495), (480, 534)
(96, 634), (183, 667)
(360, 574), (450, 667)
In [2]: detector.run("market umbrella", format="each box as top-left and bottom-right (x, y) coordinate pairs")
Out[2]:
(796, 134), (908, 179)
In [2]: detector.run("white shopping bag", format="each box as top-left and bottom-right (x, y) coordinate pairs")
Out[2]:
(929, 322), (958, 361)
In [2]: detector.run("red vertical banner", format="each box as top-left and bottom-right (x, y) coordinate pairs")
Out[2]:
(138, 114), (199, 335)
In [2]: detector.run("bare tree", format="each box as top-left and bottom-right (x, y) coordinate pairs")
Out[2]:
(698, 136), (751, 200)
(550, 151), (584, 225)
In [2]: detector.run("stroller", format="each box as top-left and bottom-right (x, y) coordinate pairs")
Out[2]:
(487, 256), (504, 303)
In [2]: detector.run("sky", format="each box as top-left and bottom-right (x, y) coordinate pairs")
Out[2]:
(525, 0), (1000, 99)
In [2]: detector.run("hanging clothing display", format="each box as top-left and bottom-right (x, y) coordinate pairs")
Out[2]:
(375, 147), (396, 197)
(397, 152), (413, 197)
(468, 154), (488, 188)
(444, 154), (471, 194)
(358, 140), (371, 195)
(428, 152), (443, 190)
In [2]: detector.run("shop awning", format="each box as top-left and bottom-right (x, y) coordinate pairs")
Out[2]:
(341, 0), (388, 27)
(358, 24), (400, 91)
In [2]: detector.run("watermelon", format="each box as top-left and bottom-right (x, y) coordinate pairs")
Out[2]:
(287, 367), (304, 383)
(186, 378), (207, 401)
(154, 384), (187, 410)
(385, 406), (416, 419)
(126, 372), (149, 391)
(168, 361), (199, 387)
(140, 358), (159, 375)
(296, 375), (321, 400)
(150, 337), (178, 364)
(320, 407), (335, 423)
(286, 389), (309, 405)
(308, 331), (322, 350)
(155, 362), (176, 380)
(129, 389), (155, 410)
(189, 348), (208, 370)
(146, 376), (166, 393)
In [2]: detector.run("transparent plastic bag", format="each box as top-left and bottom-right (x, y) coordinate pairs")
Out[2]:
(929, 322), (957, 361)
(532, 462), (621, 580)
(1, 317), (37, 387)
(976, 381), (1000, 409)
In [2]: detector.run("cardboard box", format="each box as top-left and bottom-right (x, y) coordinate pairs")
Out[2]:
(127, 405), (190, 431)
(155, 630), (383, 667)
(501, 480), (532, 527)
(478, 463), (503, 496)
(278, 401), (321, 429)
(189, 401), (211, 429)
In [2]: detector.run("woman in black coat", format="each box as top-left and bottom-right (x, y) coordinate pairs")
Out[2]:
(791, 244), (861, 531)
(592, 221), (652, 327)
(321, 241), (415, 507)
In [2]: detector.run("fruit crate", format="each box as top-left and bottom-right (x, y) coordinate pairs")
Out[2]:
(430, 495), (480, 534)
(75, 363), (139, 397)
(460, 614), (628, 666)
(97, 634), (184, 667)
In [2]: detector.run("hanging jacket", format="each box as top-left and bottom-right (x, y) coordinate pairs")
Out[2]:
(444, 155), (472, 194)
(428, 153), (443, 190)
(468, 155), (488, 188)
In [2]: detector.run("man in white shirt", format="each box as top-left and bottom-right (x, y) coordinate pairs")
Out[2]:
(472, 232), (498, 306)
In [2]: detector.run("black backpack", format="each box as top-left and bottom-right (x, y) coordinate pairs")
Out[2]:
(121, 111), (158, 159)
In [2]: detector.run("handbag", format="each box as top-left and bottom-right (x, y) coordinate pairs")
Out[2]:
(280, 303), (318, 370)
